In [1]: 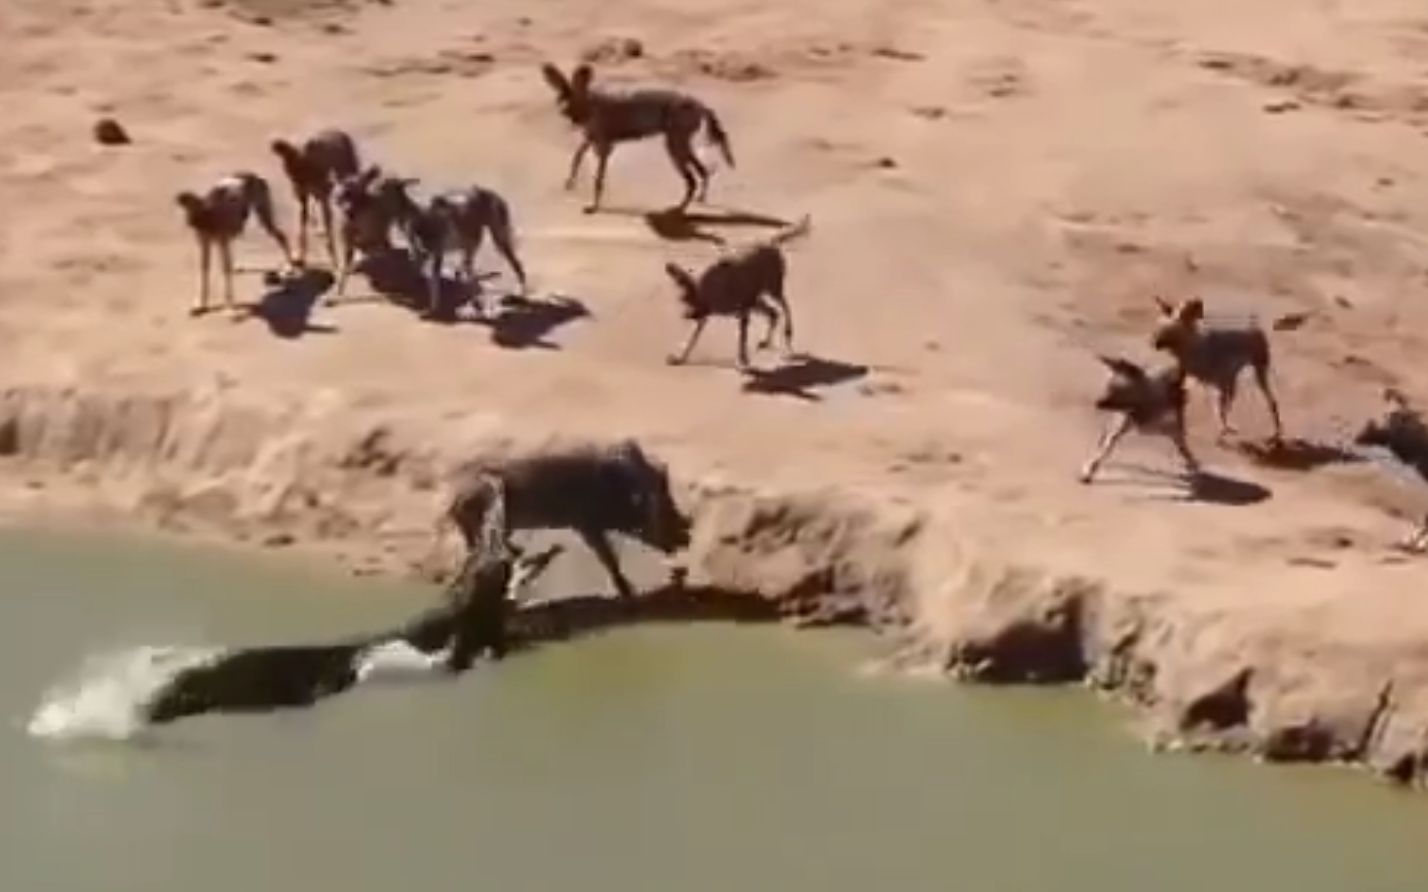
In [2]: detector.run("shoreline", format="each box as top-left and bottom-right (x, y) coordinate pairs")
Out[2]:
(3, 382), (1427, 791)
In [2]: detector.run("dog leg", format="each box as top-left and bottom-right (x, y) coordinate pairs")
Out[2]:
(296, 194), (311, 265)
(565, 139), (591, 191)
(489, 213), (528, 296)
(766, 278), (794, 357)
(586, 144), (612, 214)
(425, 244), (444, 319)
(192, 236), (212, 316)
(689, 149), (712, 204)
(319, 195), (339, 269)
(754, 299), (779, 350)
(1214, 379), (1239, 440)
(218, 239), (236, 312)
(668, 319), (707, 365)
(1254, 363), (1284, 444)
(459, 238), (483, 319)
(1169, 416), (1202, 478)
(1079, 415), (1131, 483)
(736, 312), (752, 369)
(334, 237), (355, 303)
(665, 134), (700, 212)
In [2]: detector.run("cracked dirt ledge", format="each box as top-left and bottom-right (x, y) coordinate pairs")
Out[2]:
(5, 383), (1428, 790)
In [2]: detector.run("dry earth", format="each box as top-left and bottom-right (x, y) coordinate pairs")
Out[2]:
(8, 0), (1428, 783)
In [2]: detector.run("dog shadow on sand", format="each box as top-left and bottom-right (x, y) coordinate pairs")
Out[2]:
(599, 205), (791, 245)
(1232, 436), (1363, 473)
(347, 249), (591, 348)
(740, 353), (871, 401)
(236, 266), (339, 339)
(1094, 463), (1273, 507)
(348, 248), (483, 321)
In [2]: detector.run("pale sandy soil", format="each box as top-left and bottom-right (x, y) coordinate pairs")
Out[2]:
(8, 0), (1428, 774)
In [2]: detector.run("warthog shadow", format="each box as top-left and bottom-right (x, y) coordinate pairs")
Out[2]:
(503, 584), (779, 655)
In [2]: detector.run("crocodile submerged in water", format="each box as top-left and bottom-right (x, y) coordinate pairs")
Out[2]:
(143, 541), (562, 726)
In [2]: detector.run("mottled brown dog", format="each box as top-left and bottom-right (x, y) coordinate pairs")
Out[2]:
(271, 129), (362, 266)
(175, 172), (293, 315)
(541, 62), (735, 213)
(1079, 355), (1200, 483)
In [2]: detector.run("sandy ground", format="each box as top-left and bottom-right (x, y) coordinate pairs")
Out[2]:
(8, 0), (1428, 762)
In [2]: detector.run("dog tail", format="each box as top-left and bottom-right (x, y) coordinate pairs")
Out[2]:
(768, 214), (812, 249)
(237, 172), (294, 263)
(702, 108), (735, 168)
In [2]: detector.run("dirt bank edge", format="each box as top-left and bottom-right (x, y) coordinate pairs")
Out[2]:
(2, 382), (1427, 790)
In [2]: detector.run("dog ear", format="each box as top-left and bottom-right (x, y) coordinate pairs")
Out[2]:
(571, 64), (594, 96)
(1153, 295), (1174, 316)
(1385, 387), (1410, 409)
(541, 63), (571, 97)
(1176, 297), (1205, 324)
(270, 138), (295, 157)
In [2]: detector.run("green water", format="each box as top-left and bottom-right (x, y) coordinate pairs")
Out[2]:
(4, 528), (1428, 891)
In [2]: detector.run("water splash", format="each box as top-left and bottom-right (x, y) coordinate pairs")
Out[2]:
(27, 645), (221, 742)
(354, 640), (452, 685)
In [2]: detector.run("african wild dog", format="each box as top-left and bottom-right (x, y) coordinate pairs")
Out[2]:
(541, 62), (735, 213)
(1151, 296), (1284, 443)
(175, 172), (294, 315)
(331, 165), (421, 300)
(662, 215), (810, 368)
(1079, 354), (1200, 484)
(271, 129), (362, 266)
(404, 184), (529, 319)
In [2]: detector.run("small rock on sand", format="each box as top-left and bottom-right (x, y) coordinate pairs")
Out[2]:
(93, 118), (131, 146)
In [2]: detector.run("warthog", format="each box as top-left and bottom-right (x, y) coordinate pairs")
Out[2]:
(445, 440), (692, 599)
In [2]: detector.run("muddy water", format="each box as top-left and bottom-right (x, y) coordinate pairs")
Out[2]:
(4, 529), (1428, 892)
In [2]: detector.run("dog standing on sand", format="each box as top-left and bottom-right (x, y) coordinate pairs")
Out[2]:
(175, 172), (294, 316)
(541, 62), (736, 213)
(271, 128), (362, 267)
(1079, 354), (1200, 484)
(1150, 296), (1284, 443)
(661, 215), (811, 369)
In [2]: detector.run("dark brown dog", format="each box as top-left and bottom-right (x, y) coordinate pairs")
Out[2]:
(541, 62), (735, 213)
(271, 129), (362, 266)
(661, 215), (810, 368)
(175, 172), (293, 315)
(1079, 355), (1200, 483)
